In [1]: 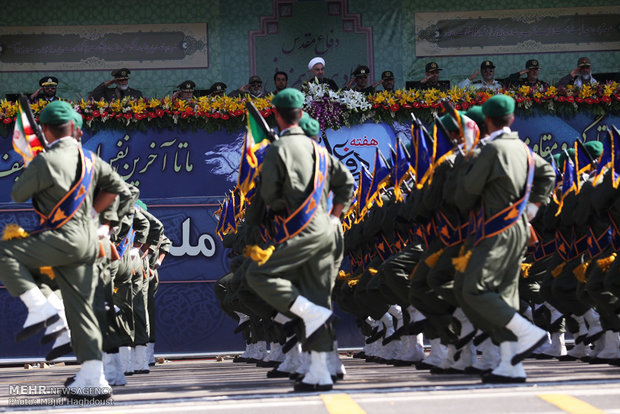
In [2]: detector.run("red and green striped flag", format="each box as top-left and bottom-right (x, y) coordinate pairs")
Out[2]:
(12, 100), (44, 167)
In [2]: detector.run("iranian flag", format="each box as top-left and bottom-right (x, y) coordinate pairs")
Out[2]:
(12, 99), (44, 167)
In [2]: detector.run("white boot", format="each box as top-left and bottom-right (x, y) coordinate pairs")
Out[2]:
(453, 308), (475, 348)
(289, 296), (332, 340)
(239, 343), (254, 360)
(64, 360), (112, 399)
(541, 332), (567, 358)
(17, 288), (59, 341)
(505, 312), (547, 365)
(388, 304), (404, 332)
(472, 338), (500, 371)
(423, 338), (447, 368)
(380, 312), (396, 347)
(119, 346), (133, 375)
(482, 341), (526, 383)
(397, 335), (425, 363)
(584, 308), (604, 344)
(46, 327), (72, 361)
(295, 351), (311, 376)
(254, 341), (268, 361)
(523, 306), (533, 322)
(147, 342), (156, 366)
(594, 331), (620, 361)
(544, 302), (563, 326)
(566, 341), (591, 360)
(533, 332), (552, 355)
(102, 352), (116, 385)
(294, 351), (333, 391)
(327, 342), (346, 380)
(451, 341), (475, 371)
(42, 293), (68, 344)
(134, 345), (149, 373)
(433, 344), (457, 371)
(113, 352), (127, 386)
(266, 342), (284, 363)
(571, 314), (588, 344)
(276, 342), (302, 374)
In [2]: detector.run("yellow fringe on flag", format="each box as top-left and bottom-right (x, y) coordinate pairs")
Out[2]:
(113, 287), (118, 294)
(1, 223), (29, 240)
(337, 270), (350, 281)
(521, 262), (533, 279)
(573, 260), (591, 283)
(551, 262), (566, 278)
(452, 247), (472, 273)
(596, 253), (617, 273)
(424, 248), (444, 269)
(368, 268), (378, 276)
(347, 276), (362, 288)
(243, 245), (275, 266)
(40, 266), (54, 280)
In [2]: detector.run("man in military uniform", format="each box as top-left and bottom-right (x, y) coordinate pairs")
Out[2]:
(503, 59), (549, 89)
(91, 68), (143, 101)
(244, 88), (354, 391)
(230, 76), (266, 98)
(373, 71), (395, 92)
(454, 95), (555, 383)
(345, 65), (374, 93)
(305, 57), (339, 91)
(30, 76), (61, 102)
(0, 101), (129, 399)
(458, 61), (502, 92)
(207, 82), (227, 97)
(410, 62), (450, 91)
(558, 57), (598, 88)
(172, 80), (196, 101)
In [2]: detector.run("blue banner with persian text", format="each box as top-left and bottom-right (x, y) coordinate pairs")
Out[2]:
(0, 112), (619, 358)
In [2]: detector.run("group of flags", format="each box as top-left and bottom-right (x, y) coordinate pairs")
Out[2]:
(553, 125), (620, 216)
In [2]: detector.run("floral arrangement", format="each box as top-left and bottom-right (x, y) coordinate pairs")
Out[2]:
(1, 82), (618, 136)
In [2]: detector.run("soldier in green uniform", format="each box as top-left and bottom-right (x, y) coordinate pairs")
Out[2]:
(245, 88), (354, 391)
(454, 95), (555, 383)
(0, 101), (128, 399)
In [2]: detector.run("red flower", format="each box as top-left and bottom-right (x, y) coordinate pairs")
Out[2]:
(92, 110), (100, 118)
(85, 115), (93, 121)
(233, 109), (244, 117)
(584, 98), (594, 105)
(181, 112), (190, 119)
(515, 97), (524, 102)
(382, 105), (389, 111)
(413, 102), (421, 108)
(614, 93), (620, 101)
(372, 103), (380, 109)
(575, 97), (583, 103)
(101, 111), (108, 118)
(184, 106), (194, 114)
(156, 109), (164, 117)
(534, 98), (541, 104)
(421, 103), (429, 108)
(172, 111), (180, 116)
(221, 114), (229, 120)
(602, 95), (612, 103)
(148, 112), (157, 118)
(124, 113), (132, 119)
(557, 96), (565, 102)
(2, 118), (12, 124)
(390, 104), (400, 111)
(430, 102), (440, 108)
(454, 104), (461, 110)
(402, 103), (412, 109)
(212, 113), (220, 119)
(592, 97), (600, 104)
(461, 102), (469, 110)
(566, 96), (574, 103)
(260, 109), (271, 117)
(115, 113), (122, 119)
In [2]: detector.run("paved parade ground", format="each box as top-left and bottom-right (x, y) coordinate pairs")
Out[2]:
(1, 353), (619, 413)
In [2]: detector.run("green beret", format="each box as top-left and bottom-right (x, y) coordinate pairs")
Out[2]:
(584, 141), (603, 159)
(39, 101), (75, 125)
(271, 88), (304, 109)
(482, 94), (515, 117)
(72, 110), (83, 129)
(299, 112), (320, 137)
(439, 113), (460, 132)
(465, 106), (485, 126)
(552, 153), (562, 167)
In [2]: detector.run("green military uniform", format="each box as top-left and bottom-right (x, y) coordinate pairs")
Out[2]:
(245, 126), (354, 352)
(0, 132), (128, 363)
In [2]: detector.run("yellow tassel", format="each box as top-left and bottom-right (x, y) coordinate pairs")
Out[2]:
(40, 266), (54, 280)
(113, 287), (118, 294)
(521, 262), (533, 279)
(452, 249), (472, 273)
(596, 253), (617, 273)
(368, 268), (378, 276)
(244, 245), (275, 266)
(425, 248), (444, 269)
(551, 262), (566, 278)
(1, 223), (29, 240)
(347, 275), (362, 288)
(573, 261), (591, 283)
(337, 270), (350, 281)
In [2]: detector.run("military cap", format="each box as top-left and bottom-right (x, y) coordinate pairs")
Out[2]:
(39, 76), (59, 87)
(178, 80), (196, 92)
(210, 82), (227, 92)
(111, 68), (131, 79)
(584, 141), (603, 159)
(299, 112), (320, 137)
(526, 59), (540, 69)
(465, 105), (485, 126)
(271, 88), (304, 109)
(381, 71), (394, 80)
(248, 75), (262, 85)
(425, 62), (442, 72)
(39, 101), (75, 125)
(577, 57), (591, 67)
(482, 94), (515, 117)
(353, 65), (370, 77)
(480, 60), (495, 70)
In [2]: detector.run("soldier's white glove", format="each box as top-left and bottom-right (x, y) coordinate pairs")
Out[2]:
(526, 202), (539, 221)
(129, 247), (140, 260)
(329, 215), (341, 227)
(154, 259), (162, 270)
(97, 223), (110, 239)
